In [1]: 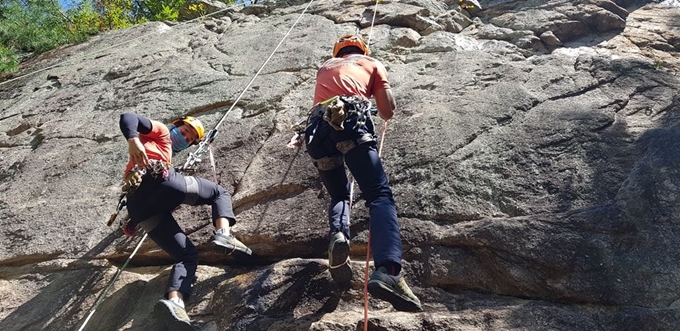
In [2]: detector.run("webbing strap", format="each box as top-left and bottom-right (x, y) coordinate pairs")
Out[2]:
(208, 144), (218, 183)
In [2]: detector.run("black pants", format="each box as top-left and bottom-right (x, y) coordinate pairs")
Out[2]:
(126, 167), (235, 299)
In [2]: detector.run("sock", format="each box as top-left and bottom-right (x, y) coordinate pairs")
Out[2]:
(216, 227), (230, 236)
(169, 296), (185, 309)
(385, 262), (401, 276)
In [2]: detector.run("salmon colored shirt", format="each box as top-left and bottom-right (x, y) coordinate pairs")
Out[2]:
(313, 54), (391, 104)
(124, 120), (172, 175)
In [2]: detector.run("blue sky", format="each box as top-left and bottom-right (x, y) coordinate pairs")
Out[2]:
(57, 0), (73, 10)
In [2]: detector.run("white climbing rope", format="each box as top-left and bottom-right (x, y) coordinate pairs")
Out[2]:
(77, 233), (148, 331)
(181, 0), (318, 170)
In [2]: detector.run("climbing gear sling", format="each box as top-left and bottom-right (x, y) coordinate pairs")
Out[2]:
(107, 160), (172, 231)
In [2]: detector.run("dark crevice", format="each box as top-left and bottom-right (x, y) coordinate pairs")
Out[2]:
(182, 79), (228, 92)
(600, 98), (628, 112)
(591, 118), (615, 132)
(29, 129), (45, 150)
(548, 76), (619, 102)
(233, 183), (306, 213)
(442, 128), (489, 160)
(187, 100), (233, 116)
(400, 212), (485, 223)
(0, 113), (21, 122)
(232, 124), (278, 197)
(513, 98), (541, 112)
(6, 123), (31, 136)
(92, 134), (116, 143)
(242, 107), (268, 118)
(0, 252), (64, 268)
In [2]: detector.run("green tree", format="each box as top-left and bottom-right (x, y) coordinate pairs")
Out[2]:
(0, 0), (101, 73)
(0, 44), (18, 73)
(0, 0), (73, 53)
(66, 1), (103, 35)
(140, 0), (186, 21)
(0, 0), (238, 75)
(94, 0), (145, 30)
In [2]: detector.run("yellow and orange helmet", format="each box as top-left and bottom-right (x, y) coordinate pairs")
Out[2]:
(332, 34), (371, 58)
(172, 116), (205, 143)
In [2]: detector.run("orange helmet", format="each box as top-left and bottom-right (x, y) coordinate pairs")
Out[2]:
(332, 34), (370, 58)
(172, 116), (205, 142)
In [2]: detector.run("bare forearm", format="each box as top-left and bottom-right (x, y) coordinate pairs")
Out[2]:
(374, 88), (396, 120)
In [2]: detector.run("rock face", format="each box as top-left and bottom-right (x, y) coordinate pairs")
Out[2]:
(1, 0), (680, 330)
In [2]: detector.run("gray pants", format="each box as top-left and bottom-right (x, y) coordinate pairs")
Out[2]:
(126, 167), (235, 299)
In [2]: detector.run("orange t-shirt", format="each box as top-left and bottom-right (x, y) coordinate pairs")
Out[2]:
(313, 54), (391, 104)
(124, 120), (172, 175)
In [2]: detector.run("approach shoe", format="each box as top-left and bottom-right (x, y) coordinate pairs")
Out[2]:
(213, 230), (253, 255)
(153, 299), (196, 331)
(328, 232), (352, 284)
(367, 266), (423, 312)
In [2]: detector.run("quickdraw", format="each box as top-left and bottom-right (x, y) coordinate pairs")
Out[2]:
(106, 193), (127, 227)
(181, 128), (218, 171)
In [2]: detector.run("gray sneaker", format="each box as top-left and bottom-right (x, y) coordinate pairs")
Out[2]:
(213, 230), (252, 255)
(367, 266), (422, 312)
(154, 299), (196, 331)
(328, 232), (352, 284)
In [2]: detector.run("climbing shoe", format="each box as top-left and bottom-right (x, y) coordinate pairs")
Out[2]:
(367, 266), (423, 312)
(154, 299), (196, 331)
(328, 232), (352, 284)
(212, 229), (252, 255)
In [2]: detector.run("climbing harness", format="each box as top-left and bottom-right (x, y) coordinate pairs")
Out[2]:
(107, 160), (171, 230)
(310, 95), (373, 131)
(288, 95), (375, 152)
(321, 95), (373, 131)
